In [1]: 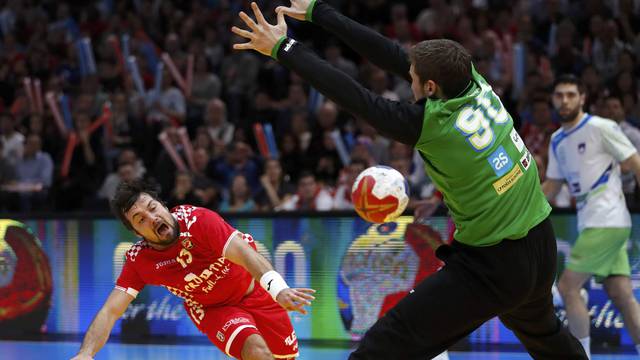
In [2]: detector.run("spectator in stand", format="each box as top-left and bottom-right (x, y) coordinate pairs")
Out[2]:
(78, 77), (109, 117)
(220, 34), (260, 124)
(349, 140), (376, 168)
(581, 64), (607, 114)
(281, 171), (333, 211)
(153, 126), (185, 198)
(521, 94), (559, 160)
(356, 119), (390, 165)
(551, 19), (585, 76)
(611, 71), (640, 125)
(604, 95), (640, 205)
(250, 91), (281, 129)
(56, 113), (105, 210)
(147, 68), (186, 125)
(97, 162), (137, 201)
(605, 96), (640, 149)
(333, 159), (367, 210)
(257, 158), (296, 211)
(104, 91), (142, 171)
(24, 113), (61, 160)
(188, 54), (222, 110)
(220, 174), (257, 213)
(167, 171), (201, 209)
(0, 61), (13, 109)
(314, 131), (342, 187)
(290, 110), (312, 153)
(385, 3), (420, 43)
(193, 126), (214, 154)
(415, 0), (455, 39)
(279, 132), (305, 182)
(591, 19), (625, 83)
(209, 141), (260, 190)
(307, 101), (340, 167)
(203, 98), (234, 148)
(273, 83), (308, 116)
(369, 67), (399, 101)
(118, 148), (146, 179)
(97, 149), (146, 201)
(517, 71), (547, 122)
(2, 0), (640, 213)
(387, 141), (413, 163)
(451, 15), (481, 57)
(324, 42), (357, 79)
(164, 32), (187, 66)
(0, 112), (24, 165)
(191, 147), (221, 209)
(0, 139), (15, 211)
(204, 27), (224, 70)
(389, 156), (429, 205)
(10, 134), (53, 211)
(108, 91), (137, 150)
(617, 49), (637, 78)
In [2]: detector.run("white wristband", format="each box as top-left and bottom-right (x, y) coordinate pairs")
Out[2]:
(260, 270), (289, 301)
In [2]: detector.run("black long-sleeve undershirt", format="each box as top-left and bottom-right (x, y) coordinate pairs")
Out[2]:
(310, 0), (412, 82)
(277, 38), (424, 146)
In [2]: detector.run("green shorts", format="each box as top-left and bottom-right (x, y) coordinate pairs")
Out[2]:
(567, 227), (631, 277)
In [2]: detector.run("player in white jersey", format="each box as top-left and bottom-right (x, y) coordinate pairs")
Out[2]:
(542, 75), (640, 359)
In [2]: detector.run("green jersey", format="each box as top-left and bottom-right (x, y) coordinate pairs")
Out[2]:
(416, 66), (551, 246)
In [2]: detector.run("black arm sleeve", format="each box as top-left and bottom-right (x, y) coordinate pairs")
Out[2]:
(277, 38), (423, 146)
(311, 1), (411, 82)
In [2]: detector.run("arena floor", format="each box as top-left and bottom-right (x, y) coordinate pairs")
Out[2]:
(1, 340), (638, 360)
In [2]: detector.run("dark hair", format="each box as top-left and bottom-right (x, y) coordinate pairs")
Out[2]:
(409, 39), (472, 99)
(349, 158), (368, 170)
(229, 174), (251, 204)
(110, 179), (163, 231)
(553, 74), (585, 94)
(298, 171), (315, 182)
(605, 94), (623, 103)
(531, 92), (550, 106)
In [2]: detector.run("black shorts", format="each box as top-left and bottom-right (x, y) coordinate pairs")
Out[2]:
(350, 217), (587, 360)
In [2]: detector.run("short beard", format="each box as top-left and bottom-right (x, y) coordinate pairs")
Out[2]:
(152, 217), (180, 247)
(558, 107), (581, 123)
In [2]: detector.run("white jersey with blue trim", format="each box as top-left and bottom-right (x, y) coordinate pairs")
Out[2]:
(547, 114), (637, 231)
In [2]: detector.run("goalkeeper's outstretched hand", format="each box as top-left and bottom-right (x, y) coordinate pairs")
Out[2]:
(232, 2), (287, 57)
(276, 0), (313, 21)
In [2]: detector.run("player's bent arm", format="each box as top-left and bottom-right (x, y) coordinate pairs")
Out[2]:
(73, 289), (134, 359)
(276, 39), (423, 146)
(621, 152), (640, 184)
(224, 233), (316, 314)
(541, 178), (563, 201)
(224, 232), (274, 280)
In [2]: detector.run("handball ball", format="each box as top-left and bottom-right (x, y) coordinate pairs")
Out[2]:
(351, 166), (409, 223)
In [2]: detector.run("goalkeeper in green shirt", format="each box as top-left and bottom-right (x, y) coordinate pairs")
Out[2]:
(232, 1), (587, 358)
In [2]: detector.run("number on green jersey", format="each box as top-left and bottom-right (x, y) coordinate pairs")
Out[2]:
(454, 86), (509, 152)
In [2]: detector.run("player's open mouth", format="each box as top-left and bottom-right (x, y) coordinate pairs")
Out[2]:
(156, 223), (170, 237)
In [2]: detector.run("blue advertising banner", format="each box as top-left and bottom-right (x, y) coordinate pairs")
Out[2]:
(0, 214), (638, 346)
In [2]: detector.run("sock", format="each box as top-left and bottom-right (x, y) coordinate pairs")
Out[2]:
(635, 343), (640, 356)
(432, 351), (449, 360)
(579, 336), (591, 359)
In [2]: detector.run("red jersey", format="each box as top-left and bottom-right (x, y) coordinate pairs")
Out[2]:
(115, 205), (256, 325)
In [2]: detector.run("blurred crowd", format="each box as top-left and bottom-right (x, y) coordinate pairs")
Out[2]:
(1, 0), (640, 213)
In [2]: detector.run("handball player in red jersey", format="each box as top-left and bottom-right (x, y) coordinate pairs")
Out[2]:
(71, 180), (315, 360)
